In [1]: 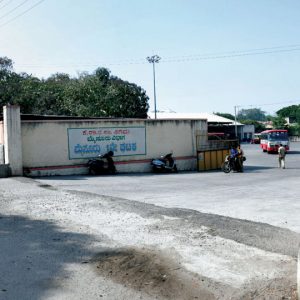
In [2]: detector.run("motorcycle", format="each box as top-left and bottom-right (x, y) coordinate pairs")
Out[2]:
(87, 151), (116, 175)
(151, 153), (178, 173)
(221, 155), (235, 173)
(221, 154), (245, 173)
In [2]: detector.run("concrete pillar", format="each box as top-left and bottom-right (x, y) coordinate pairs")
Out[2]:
(297, 249), (300, 300)
(3, 105), (23, 176)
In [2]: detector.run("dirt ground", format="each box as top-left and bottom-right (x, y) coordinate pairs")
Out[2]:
(0, 174), (299, 299)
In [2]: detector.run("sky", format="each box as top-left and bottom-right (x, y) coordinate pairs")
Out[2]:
(1, 0), (300, 116)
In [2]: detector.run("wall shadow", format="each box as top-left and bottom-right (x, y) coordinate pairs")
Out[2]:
(0, 214), (95, 300)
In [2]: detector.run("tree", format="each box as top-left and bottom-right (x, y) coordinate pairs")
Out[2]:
(36, 73), (72, 115)
(237, 108), (266, 121)
(0, 66), (23, 107)
(0, 57), (150, 118)
(214, 112), (235, 120)
(62, 68), (149, 118)
(14, 74), (42, 114)
(276, 105), (300, 123)
(271, 116), (287, 129)
(0, 57), (13, 71)
(288, 123), (300, 136)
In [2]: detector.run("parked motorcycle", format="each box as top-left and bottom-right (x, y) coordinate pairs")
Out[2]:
(221, 155), (235, 173)
(87, 151), (116, 175)
(151, 153), (178, 173)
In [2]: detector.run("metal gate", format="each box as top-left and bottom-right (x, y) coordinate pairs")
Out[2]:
(196, 135), (237, 171)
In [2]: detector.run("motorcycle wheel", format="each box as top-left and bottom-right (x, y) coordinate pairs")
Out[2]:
(221, 161), (231, 173)
(110, 166), (116, 174)
(89, 167), (97, 175)
(152, 166), (159, 173)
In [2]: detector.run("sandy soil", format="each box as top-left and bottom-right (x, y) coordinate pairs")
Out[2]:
(0, 176), (299, 299)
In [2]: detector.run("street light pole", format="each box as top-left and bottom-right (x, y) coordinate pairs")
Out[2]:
(234, 105), (238, 139)
(147, 55), (161, 119)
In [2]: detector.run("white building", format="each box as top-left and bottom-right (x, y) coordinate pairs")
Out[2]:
(148, 112), (254, 142)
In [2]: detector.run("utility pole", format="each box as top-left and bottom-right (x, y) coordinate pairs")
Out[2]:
(146, 55), (161, 119)
(234, 105), (238, 139)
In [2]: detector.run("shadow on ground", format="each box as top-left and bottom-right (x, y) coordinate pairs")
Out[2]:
(241, 165), (275, 173)
(0, 214), (95, 300)
(287, 150), (300, 155)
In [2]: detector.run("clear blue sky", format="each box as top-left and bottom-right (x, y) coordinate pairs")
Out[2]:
(1, 0), (300, 116)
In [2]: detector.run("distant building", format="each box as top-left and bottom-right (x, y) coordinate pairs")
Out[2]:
(258, 121), (273, 129)
(148, 112), (254, 142)
(285, 117), (297, 125)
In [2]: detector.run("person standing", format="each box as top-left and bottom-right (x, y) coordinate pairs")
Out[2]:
(236, 145), (244, 172)
(278, 144), (286, 169)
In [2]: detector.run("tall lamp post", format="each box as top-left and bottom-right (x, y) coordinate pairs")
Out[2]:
(234, 105), (238, 139)
(146, 55), (161, 119)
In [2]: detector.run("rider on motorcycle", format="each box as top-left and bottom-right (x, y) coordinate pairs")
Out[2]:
(229, 145), (238, 170)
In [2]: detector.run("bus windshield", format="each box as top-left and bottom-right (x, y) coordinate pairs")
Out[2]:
(268, 131), (288, 141)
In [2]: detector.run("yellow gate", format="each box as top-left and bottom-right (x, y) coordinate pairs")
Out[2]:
(197, 149), (229, 171)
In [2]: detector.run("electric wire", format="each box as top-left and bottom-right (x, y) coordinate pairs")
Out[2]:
(0, 0), (15, 11)
(14, 43), (300, 69)
(0, 0), (45, 28)
(0, 0), (30, 21)
(238, 100), (300, 109)
(162, 47), (300, 63)
(161, 44), (300, 60)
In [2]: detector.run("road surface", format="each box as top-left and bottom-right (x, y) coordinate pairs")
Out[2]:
(0, 143), (299, 299)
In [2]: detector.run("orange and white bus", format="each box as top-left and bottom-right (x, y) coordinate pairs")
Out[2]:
(260, 129), (289, 153)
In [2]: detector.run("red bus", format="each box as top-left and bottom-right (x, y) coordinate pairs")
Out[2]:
(260, 129), (289, 153)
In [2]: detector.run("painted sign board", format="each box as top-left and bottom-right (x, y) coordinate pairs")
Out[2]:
(68, 127), (146, 159)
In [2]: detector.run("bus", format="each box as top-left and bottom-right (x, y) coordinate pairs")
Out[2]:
(260, 129), (289, 153)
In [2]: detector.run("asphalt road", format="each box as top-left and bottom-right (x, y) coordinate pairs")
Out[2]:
(40, 142), (300, 232)
(0, 142), (299, 299)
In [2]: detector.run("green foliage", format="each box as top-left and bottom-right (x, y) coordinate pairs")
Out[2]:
(0, 58), (149, 118)
(288, 123), (300, 136)
(276, 104), (300, 123)
(237, 108), (266, 121)
(0, 57), (13, 71)
(214, 112), (235, 120)
(270, 116), (288, 129)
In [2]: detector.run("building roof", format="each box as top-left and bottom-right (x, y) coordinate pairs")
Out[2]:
(148, 112), (243, 125)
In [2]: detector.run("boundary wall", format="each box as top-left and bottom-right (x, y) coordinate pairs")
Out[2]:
(20, 116), (207, 177)
(0, 120), (3, 144)
(0, 120), (4, 164)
